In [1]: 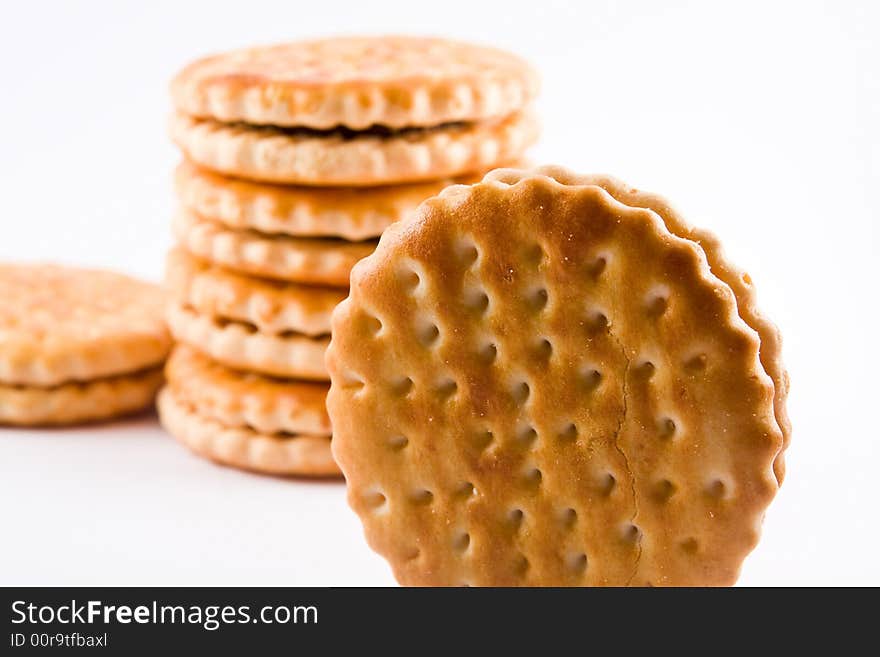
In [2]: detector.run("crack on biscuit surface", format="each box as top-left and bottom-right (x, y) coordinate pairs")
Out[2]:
(605, 325), (642, 585)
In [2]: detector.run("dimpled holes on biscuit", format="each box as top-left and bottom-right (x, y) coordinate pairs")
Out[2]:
(388, 375), (414, 396)
(683, 352), (709, 373)
(452, 531), (471, 552)
(657, 416), (677, 439)
(566, 552), (588, 574)
(507, 508), (525, 532)
(525, 285), (549, 313)
(397, 262), (423, 294)
(433, 377), (458, 401)
(651, 478), (677, 504)
(339, 370), (366, 393)
(644, 285), (670, 317)
(621, 523), (642, 545)
(410, 488), (434, 506)
(557, 422), (578, 442)
(522, 465), (543, 489)
(597, 472), (617, 496)
(704, 478), (730, 500)
(354, 310), (383, 337)
(510, 379), (531, 406)
(523, 242), (545, 268)
(579, 366), (603, 392)
(558, 507), (578, 529)
(454, 481), (478, 500)
(476, 340), (498, 364)
(415, 319), (441, 347)
(585, 308), (609, 335)
(462, 286), (490, 315)
(586, 253), (609, 280)
(387, 434), (409, 452)
(471, 428), (494, 452)
(515, 424), (538, 448)
(362, 488), (388, 513)
(531, 337), (553, 363)
(634, 358), (657, 380)
(455, 238), (481, 268)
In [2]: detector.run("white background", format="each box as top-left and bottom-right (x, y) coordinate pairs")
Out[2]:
(1, 0), (877, 586)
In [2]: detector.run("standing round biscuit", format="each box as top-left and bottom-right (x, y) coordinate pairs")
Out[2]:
(171, 36), (539, 130)
(0, 264), (170, 386)
(326, 168), (786, 586)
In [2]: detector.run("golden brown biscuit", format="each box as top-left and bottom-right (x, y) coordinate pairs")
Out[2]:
(158, 388), (339, 477)
(167, 303), (328, 380)
(171, 36), (539, 130)
(169, 110), (538, 186)
(0, 264), (170, 386)
(165, 248), (345, 337)
(175, 161), (489, 240)
(0, 367), (163, 426)
(326, 167), (785, 586)
(165, 345), (330, 436)
(172, 209), (374, 287)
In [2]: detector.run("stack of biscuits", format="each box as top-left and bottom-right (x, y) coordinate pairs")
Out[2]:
(158, 36), (540, 477)
(0, 264), (170, 427)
